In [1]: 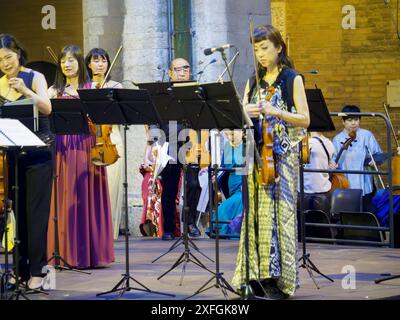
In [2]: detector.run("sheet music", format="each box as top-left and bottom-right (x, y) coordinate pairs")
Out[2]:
(0, 119), (46, 147)
(153, 142), (173, 178)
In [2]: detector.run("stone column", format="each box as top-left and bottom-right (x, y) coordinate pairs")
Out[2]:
(192, 0), (271, 96)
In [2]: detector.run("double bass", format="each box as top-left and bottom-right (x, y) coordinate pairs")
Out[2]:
(384, 103), (400, 195)
(329, 131), (356, 191)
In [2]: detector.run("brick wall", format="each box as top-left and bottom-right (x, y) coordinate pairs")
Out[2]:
(0, 0), (83, 62)
(271, 0), (400, 154)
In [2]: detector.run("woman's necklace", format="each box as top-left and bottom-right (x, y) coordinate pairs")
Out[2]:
(264, 71), (279, 87)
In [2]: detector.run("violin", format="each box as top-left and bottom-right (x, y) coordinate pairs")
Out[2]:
(90, 83), (119, 166)
(91, 125), (119, 166)
(260, 86), (276, 185)
(90, 46), (123, 166)
(329, 131), (356, 192)
(248, 20), (276, 186)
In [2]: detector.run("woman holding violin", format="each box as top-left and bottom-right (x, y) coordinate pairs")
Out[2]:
(232, 25), (310, 299)
(0, 34), (53, 290)
(85, 48), (124, 240)
(47, 45), (114, 268)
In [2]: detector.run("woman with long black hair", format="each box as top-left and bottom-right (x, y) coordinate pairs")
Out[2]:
(232, 25), (310, 299)
(47, 45), (114, 268)
(0, 34), (53, 290)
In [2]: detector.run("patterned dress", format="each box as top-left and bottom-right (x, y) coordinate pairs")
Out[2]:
(232, 67), (306, 296)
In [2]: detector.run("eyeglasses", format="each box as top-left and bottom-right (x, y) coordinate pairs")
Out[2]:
(173, 65), (190, 72)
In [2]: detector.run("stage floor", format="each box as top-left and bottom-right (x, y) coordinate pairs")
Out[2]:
(2, 237), (400, 300)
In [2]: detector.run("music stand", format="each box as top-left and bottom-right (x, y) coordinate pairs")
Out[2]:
(77, 88), (174, 298)
(1, 104), (51, 298)
(162, 81), (242, 298)
(298, 88), (335, 288)
(0, 119), (48, 300)
(1, 103), (38, 132)
(137, 81), (214, 264)
(48, 99), (91, 275)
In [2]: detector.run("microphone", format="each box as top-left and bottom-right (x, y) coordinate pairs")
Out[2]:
(204, 44), (234, 56)
(197, 58), (217, 82)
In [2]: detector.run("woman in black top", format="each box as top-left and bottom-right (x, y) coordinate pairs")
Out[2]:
(0, 34), (53, 290)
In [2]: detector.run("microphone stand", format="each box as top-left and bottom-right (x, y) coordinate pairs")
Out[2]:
(216, 51), (240, 83)
(214, 49), (267, 299)
(197, 59), (217, 83)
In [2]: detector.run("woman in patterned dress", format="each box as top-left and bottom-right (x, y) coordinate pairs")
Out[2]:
(232, 25), (310, 299)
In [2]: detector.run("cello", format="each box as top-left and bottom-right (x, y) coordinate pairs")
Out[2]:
(383, 103), (400, 195)
(329, 131), (356, 191)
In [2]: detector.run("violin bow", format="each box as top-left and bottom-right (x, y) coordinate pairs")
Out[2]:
(249, 19), (262, 102)
(46, 46), (58, 64)
(100, 45), (123, 89)
(383, 103), (399, 148)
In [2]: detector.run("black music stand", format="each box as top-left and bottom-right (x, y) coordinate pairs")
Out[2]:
(48, 99), (91, 275)
(298, 88), (335, 288)
(0, 105), (33, 298)
(0, 119), (48, 300)
(77, 88), (174, 299)
(160, 81), (242, 298)
(137, 81), (214, 265)
(1, 104), (36, 131)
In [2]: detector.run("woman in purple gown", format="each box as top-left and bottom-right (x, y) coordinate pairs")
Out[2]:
(47, 45), (114, 268)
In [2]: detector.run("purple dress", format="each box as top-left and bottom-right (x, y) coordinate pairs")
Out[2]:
(47, 85), (115, 268)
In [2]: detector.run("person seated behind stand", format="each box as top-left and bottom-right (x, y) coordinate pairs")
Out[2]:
(143, 58), (201, 240)
(332, 105), (384, 214)
(301, 132), (336, 211)
(207, 130), (244, 238)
